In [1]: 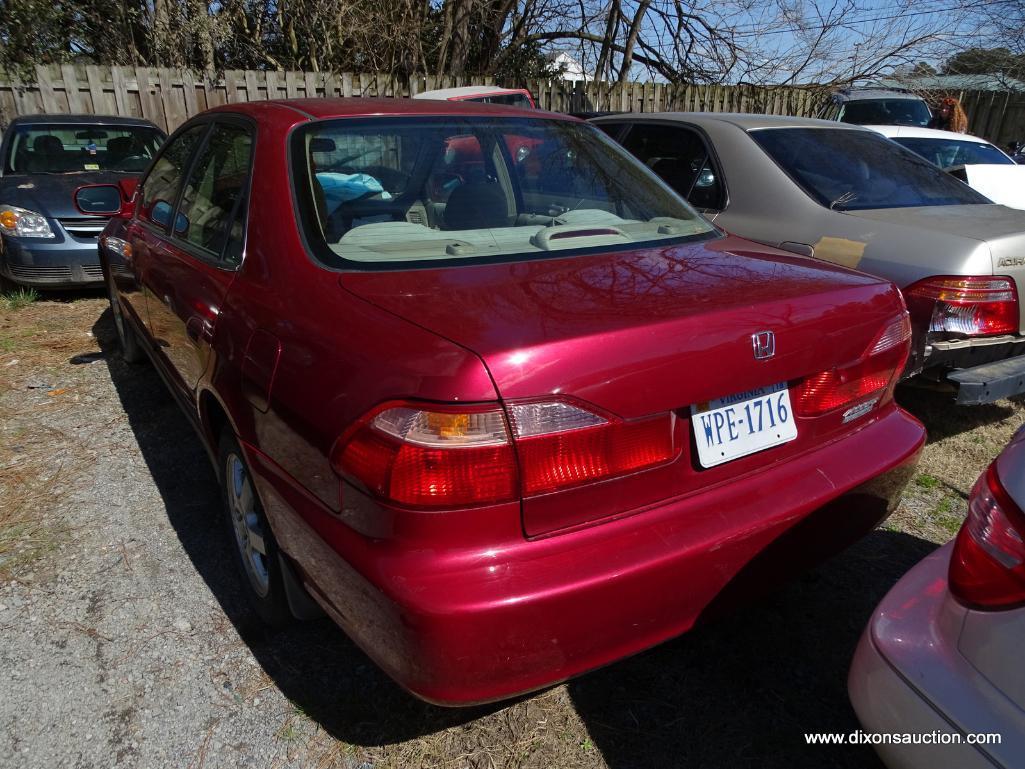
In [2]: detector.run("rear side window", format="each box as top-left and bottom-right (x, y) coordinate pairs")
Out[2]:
(139, 125), (207, 229)
(840, 99), (931, 127)
(174, 122), (253, 264)
(619, 123), (726, 210)
(292, 116), (716, 266)
(894, 137), (1015, 168)
(751, 127), (989, 210)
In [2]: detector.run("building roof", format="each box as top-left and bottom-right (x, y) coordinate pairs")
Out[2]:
(873, 74), (1025, 92)
(832, 88), (924, 102)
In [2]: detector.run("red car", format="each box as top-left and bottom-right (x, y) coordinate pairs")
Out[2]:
(88, 98), (924, 705)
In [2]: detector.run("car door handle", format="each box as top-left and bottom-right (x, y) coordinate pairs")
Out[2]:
(186, 316), (214, 344)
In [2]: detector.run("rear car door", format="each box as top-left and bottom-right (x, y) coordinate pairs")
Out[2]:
(144, 117), (254, 396)
(614, 122), (727, 213)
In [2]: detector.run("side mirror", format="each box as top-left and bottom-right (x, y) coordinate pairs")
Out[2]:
(151, 199), (173, 227)
(150, 200), (189, 233)
(74, 184), (124, 215)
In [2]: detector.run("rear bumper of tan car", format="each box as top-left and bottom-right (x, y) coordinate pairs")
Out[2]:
(948, 354), (1025, 404)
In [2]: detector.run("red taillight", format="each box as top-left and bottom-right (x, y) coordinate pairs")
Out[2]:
(949, 464), (1025, 610)
(510, 403), (676, 495)
(795, 313), (911, 419)
(905, 276), (1019, 337)
(332, 400), (677, 509)
(334, 404), (518, 507)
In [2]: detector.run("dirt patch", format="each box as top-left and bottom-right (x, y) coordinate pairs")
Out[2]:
(1, 296), (1022, 769)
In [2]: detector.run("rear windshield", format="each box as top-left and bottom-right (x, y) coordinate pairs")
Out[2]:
(840, 98), (931, 127)
(4, 123), (165, 174)
(751, 127), (990, 210)
(292, 117), (715, 265)
(893, 137), (1014, 168)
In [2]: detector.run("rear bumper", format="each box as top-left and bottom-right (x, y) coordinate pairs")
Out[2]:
(849, 624), (994, 769)
(0, 233), (104, 288)
(253, 406), (924, 705)
(948, 355), (1025, 405)
(849, 542), (1025, 769)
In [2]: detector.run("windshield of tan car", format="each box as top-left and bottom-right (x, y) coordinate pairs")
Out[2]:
(5, 123), (165, 174)
(292, 116), (716, 264)
(752, 127), (990, 210)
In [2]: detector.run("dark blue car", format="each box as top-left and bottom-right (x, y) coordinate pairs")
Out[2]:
(0, 114), (165, 289)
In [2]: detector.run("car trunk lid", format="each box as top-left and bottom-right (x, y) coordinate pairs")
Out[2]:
(850, 205), (1025, 330)
(341, 235), (906, 535)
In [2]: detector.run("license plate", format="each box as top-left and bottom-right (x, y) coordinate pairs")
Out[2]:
(690, 382), (798, 468)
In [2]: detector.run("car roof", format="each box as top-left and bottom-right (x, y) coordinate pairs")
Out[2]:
(590, 111), (870, 132)
(205, 97), (566, 122)
(8, 113), (161, 128)
(834, 89), (924, 102)
(412, 86), (530, 100)
(864, 124), (991, 143)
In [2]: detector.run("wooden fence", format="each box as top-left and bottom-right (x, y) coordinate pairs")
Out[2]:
(0, 64), (827, 131)
(1, 64), (1021, 145)
(959, 89), (1025, 148)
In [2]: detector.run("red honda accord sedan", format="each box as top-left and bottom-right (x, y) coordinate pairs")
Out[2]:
(89, 98), (924, 705)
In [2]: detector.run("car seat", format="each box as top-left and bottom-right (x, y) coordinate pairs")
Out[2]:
(29, 135), (66, 172)
(105, 136), (134, 167)
(443, 179), (512, 230)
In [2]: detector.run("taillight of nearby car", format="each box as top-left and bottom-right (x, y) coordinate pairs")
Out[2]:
(904, 276), (1019, 337)
(949, 462), (1025, 609)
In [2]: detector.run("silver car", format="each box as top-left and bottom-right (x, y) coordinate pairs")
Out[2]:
(592, 113), (1025, 405)
(848, 426), (1025, 769)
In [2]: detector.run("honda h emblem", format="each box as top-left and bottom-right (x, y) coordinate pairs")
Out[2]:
(752, 331), (775, 360)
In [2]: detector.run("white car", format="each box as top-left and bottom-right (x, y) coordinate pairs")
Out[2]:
(867, 125), (1025, 210)
(849, 425), (1025, 769)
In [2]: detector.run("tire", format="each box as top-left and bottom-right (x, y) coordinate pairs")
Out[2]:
(218, 430), (293, 627)
(106, 272), (146, 363)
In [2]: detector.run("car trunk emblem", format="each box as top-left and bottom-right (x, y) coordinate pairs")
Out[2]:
(752, 331), (775, 360)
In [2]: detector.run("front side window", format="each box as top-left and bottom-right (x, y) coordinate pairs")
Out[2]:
(139, 125), (207, 229)
(893, 137), (1014, 169)
(175, 123), (253, 263)
(294, 117), (716, 265)
(839, 98), (932, 127)
(751, 127), (989, 210)
(4, 123), (165, 174)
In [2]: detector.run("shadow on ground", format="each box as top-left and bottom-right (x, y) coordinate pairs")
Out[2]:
(92, 305), (939, 767)
(897, 383), (1024, 443)
(568, 527), (935, 769)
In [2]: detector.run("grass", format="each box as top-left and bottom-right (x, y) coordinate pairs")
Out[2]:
(0, 418), (68, 579)
(0, 287), (39, 311)
(0, 295), (106, 579)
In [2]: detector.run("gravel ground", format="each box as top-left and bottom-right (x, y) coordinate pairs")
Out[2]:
(1, 295), (1023, 769)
